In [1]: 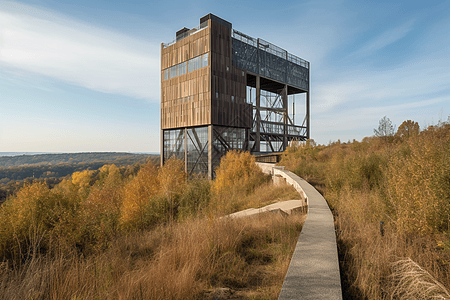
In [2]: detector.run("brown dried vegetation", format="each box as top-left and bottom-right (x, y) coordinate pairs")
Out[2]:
(281, 121), (450, 299)
(0, 152), (303, 299)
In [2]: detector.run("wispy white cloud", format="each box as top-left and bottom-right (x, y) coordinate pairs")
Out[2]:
(348, 19), (416, 59)
(0, 1), (160, 100)
(313, 50), (450, 115)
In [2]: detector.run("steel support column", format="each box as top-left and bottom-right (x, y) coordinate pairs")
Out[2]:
(160, 129), (164, 167)
(184, 128), (188, 173)
(306, 91), (310, 140)
(306, 64), (310, 140)
(208, 124), (213, 179)
(255, 75), (261, 152)
(283, 84), (288, 151)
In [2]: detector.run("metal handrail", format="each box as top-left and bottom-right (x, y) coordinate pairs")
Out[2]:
(232, 29), (309, 69)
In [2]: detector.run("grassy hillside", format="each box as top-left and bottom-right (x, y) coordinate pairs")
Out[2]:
(280, 121), (450, 299)
(0, 151), (304, 299)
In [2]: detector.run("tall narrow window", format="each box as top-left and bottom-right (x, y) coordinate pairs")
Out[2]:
(170, 65), (176, 79)
(188, 58), (194, 73)
(202, 53), (208, 68)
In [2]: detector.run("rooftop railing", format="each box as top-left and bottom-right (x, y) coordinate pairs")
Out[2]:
(232, 29), (309, 69)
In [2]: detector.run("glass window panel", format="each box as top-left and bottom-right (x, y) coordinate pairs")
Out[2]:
(188, 58), (194, 73)
(195, 56), (200, 70)
(202, 53), (208, 68)
(163, 129), (185, 163)
(186, 126), (208, 175)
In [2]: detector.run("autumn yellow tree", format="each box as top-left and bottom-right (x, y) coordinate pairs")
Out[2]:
(157, 157), (187, 221)
(211, 151), (268, 213)
(81, 164), (124, 248)
(70, 169), (95, 200)
(120, 162), (160, 228)
(395, 120), (420, 139)
(0, 182), (80, 260)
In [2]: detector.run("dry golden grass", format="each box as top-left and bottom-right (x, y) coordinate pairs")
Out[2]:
(389, 258), (450, 300)
(209, 178), (299, 216)
(337, 214), (450, 299)
(232, 181), (301, 211)
(281, 123), (450, 299)
(0, 150), (307, 300)
(0, 211), (306, 300)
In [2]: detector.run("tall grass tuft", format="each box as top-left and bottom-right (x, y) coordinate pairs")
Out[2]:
(389, 258), (450, 300)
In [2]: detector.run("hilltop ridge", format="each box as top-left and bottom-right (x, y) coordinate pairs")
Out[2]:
(0, 152), (158, 167)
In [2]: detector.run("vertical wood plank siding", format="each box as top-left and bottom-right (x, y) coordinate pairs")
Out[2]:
(161, 21), (211, 129)
(161, 18), (251, 131)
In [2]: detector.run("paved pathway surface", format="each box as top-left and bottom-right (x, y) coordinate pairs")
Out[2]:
(256, 163), (342, 300)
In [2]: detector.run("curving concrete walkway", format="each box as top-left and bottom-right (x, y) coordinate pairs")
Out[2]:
(256, 163), (342, 300)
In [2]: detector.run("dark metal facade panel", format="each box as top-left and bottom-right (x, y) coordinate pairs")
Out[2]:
(232, 34), (309, 91)
(200, 13), (232, 29)
(232, 38), (258, 74)
(210, 19), (252, 129)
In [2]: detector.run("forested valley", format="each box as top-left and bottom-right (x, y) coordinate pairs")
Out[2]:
(0, 152), (159, 202)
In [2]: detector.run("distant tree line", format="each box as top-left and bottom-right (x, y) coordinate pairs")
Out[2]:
(0, 152), (156, 167)
(0, 153), (159, 202)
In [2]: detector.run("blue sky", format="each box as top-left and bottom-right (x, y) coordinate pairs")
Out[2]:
(1, 0), (449, 152)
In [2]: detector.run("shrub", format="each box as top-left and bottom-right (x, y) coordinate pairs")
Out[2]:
(0, 182), (80, 261)
(211, 151), (269, 214)
(213, 151), (267, 195)
(179, 175), (211, 219)
(120, 162), (160, 229)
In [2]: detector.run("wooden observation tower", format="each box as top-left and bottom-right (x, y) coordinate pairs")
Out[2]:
(161, 14), (310, 178)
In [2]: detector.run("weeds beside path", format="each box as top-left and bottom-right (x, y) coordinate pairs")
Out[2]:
(0, 209), (306, 300)
(281, 123), (450, 299)
(0, 151), (306, 299)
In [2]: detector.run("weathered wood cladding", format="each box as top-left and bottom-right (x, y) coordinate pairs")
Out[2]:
(161, 18), (251, 130)
(161, 25), (210, 69)
(161, 21), (211, 129)
(210, 21), (251, 128)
